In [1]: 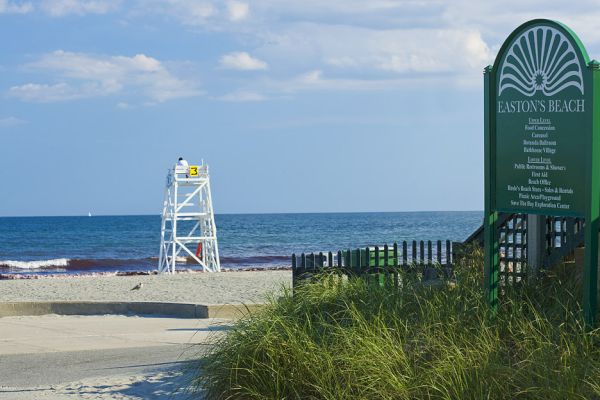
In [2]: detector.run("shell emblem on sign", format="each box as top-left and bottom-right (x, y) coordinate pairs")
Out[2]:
(498, 26), (584, 97)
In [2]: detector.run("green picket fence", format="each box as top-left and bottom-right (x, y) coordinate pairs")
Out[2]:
(291, 240), (454, 288)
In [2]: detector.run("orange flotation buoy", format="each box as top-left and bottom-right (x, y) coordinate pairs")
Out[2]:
(196, 242), (203, 258)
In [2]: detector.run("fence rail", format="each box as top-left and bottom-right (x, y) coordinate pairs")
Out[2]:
(292, 240), (455, 287)
(466, 214), (585, 275)
(474, 213), (585, 284)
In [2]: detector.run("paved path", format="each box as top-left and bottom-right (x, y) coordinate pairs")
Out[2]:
(0, 346), (198, 395)
(0, 315), (228, 399)
(0, 314), (229, 354)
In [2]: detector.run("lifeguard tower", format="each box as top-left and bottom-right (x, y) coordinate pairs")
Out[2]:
(158, 161), (220, 273)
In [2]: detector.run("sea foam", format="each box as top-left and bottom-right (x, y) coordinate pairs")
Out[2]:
(0, 258), (70, 269)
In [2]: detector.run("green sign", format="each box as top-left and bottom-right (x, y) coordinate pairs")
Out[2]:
(484, 19), (600, 326)
(495, 22), (591, 216)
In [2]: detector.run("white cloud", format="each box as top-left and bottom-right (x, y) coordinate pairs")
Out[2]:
(375, 29), (492, 73)
(0, 0), (33, 14)
(0, 116), (27, 127)
(11, 1), (600, 99)
(219, 52), (268, 71)
(298, 70), (321, 84)
(226, 1), (248, 21)
(134, 0), (600, 96)
(139, 0), (249, 28)
(1, 0), (121, 16)
(9, 50), (201, 103)
(40, 0), (120, 16)
(218, 90), (265, 102)
(9, 82), (118, 102)
(251, 24), (492, 90)
(143, 0), (216, 26)
(267, 69), (430, 94)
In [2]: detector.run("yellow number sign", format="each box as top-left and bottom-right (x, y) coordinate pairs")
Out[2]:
(189, 166), (199, 176)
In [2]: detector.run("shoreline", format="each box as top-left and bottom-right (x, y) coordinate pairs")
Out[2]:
(0, 265), (291, 280)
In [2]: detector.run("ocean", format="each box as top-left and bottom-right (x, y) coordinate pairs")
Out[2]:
(0, 212), (482, 276)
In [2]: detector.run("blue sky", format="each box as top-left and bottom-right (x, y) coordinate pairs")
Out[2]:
(2, 0), (600, 216)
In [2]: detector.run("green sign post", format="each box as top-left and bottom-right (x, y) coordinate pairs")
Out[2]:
(484, 19), (600, 326)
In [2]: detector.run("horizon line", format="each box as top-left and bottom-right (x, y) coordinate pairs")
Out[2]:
(0, 210), (484, 218)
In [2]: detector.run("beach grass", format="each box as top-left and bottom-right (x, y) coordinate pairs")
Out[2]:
(193, 248), (600, 399)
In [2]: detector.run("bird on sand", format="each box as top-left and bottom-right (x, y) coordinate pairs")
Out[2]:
(131, 283), (144, 290)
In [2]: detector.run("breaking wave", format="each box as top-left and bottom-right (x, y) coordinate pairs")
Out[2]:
(0, 258), (71, 269)
(0, 258), (154, 271)
(0, 255), (289, 272)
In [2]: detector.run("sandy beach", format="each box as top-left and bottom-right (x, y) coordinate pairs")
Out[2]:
(0, 270), (291, 398)
(0, 270), (291, 305)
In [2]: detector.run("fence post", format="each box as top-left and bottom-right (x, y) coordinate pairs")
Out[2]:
(403, 241), (408, 271)
(426, 240), (433, 280)
(412, 241), (417, 271)
(420, 241), (425, 275)
(374, 246), (380, 287)
(437, 240), (442, 280)
(319, 251), (329, 285)
(383, 244), (389, 287)
(364, 247), (370, 280)
(393, 242), (399, 287)
(301, 253), (306, 282)
(347, 249), (353, 277)
(318, 252), (325, 283)
(446, 240), (452, 266)
(292, 253), (297, 289)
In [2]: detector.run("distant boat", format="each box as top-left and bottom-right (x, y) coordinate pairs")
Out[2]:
(88, 212), (92, 217)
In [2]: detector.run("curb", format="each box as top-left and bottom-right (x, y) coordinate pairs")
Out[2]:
(0, 301), (266, 319)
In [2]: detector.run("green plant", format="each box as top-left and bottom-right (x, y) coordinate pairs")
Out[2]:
(193, 250), (600, 399)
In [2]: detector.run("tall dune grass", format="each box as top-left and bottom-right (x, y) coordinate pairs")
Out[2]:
(194, 249), (600, 399)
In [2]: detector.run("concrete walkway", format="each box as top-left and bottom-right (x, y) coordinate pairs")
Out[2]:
(0, 314), (230, 354)
(0, 314), (229, 399)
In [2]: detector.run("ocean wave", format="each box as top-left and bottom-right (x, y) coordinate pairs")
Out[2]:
(0, 258), (70, 269)
(0, 254), (290, 272)
(0, 258), (155, 270)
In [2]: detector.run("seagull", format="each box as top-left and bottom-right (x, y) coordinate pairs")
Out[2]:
(131, 283), (144, 291)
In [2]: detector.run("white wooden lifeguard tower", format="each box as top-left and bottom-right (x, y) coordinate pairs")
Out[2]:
(158, 161), (220, 273)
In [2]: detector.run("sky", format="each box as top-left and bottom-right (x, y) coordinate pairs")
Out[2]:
(2, 0), (600, 216)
